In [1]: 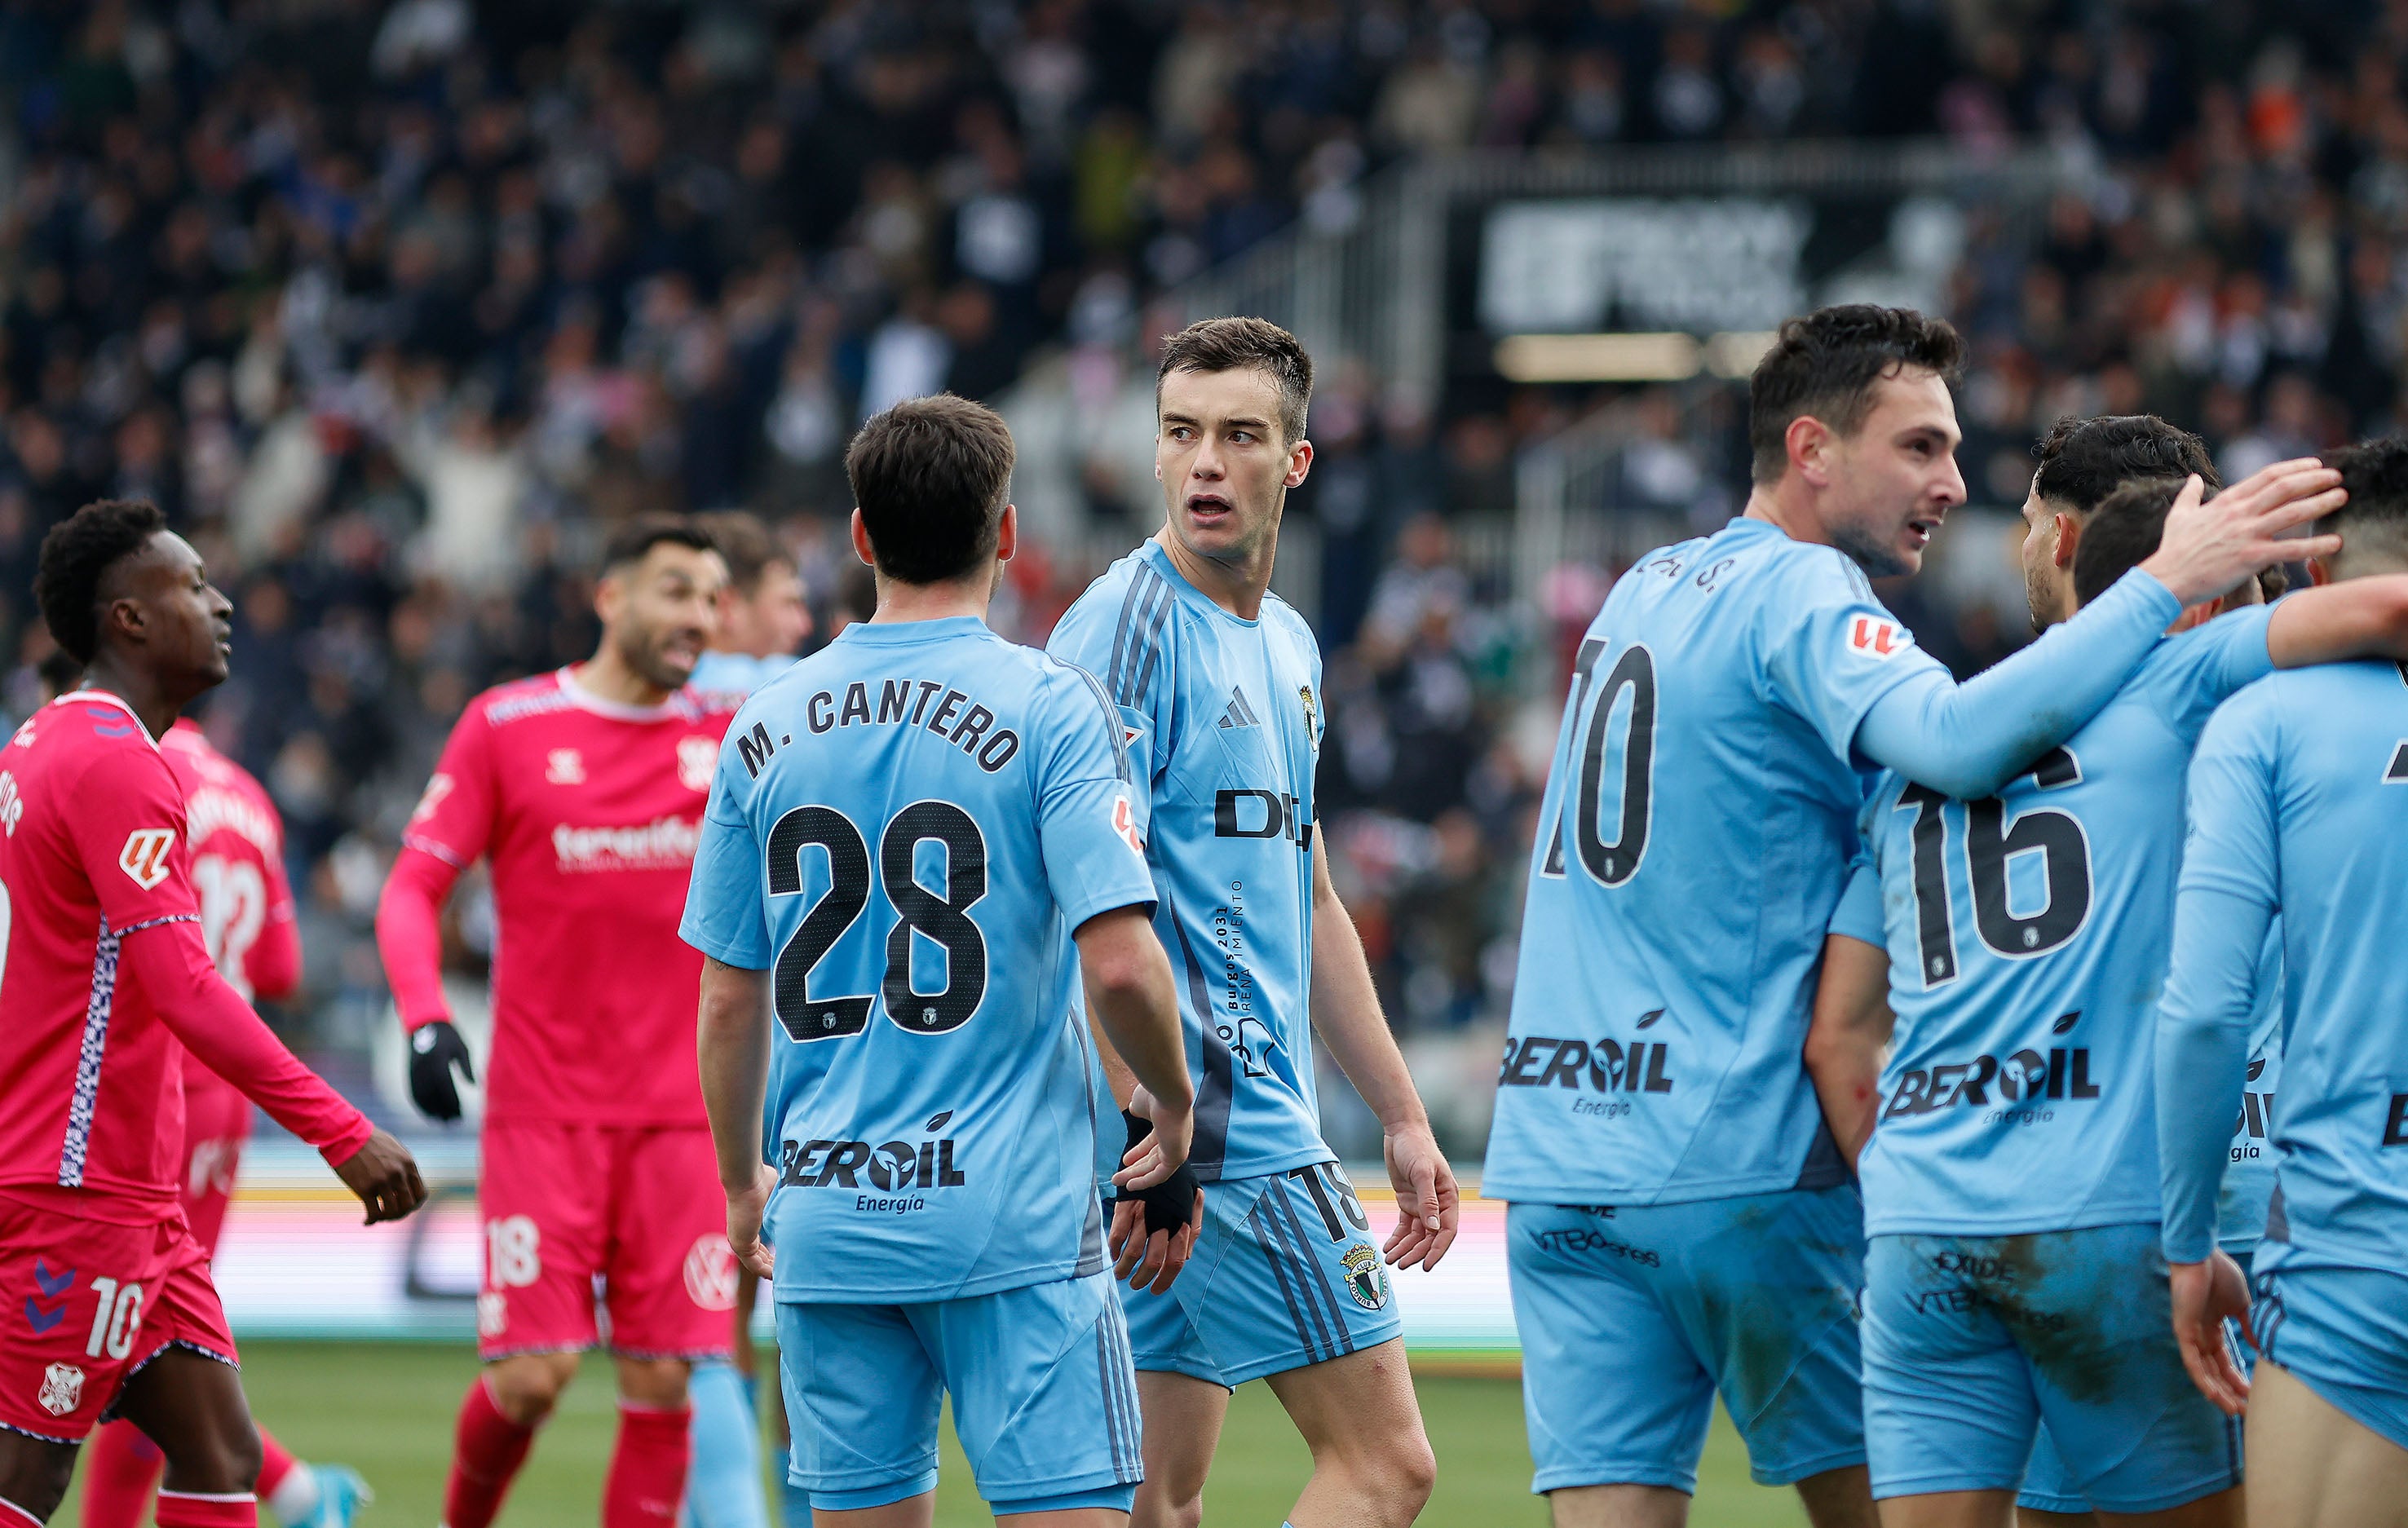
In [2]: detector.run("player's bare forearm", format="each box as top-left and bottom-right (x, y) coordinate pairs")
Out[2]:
(1804, 934), (1895, 1168)
(1075, 906), (1192, 1112)
(1306, 837), (1425, 1132)
(1085, 1004), (1142, 1109)
(2266, 572), (2408, 665)
(696, 956), (773, 1190)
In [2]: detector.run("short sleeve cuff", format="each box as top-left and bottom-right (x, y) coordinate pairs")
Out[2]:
(1057, 885), (1160, 934)
(678, 918), (773, 971)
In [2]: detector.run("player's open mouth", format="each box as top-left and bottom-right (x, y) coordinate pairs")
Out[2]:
(1186, 493), (1233, 523)
(1907, 518), (1939, 548)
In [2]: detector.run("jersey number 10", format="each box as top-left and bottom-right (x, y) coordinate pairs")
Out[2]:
(1541, 638), (1658, 887)
(767, 801), (989, 1042)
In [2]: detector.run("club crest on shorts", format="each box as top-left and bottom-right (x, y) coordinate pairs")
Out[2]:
(1340, 1243), (1389, 1310)
(684, 1234), (739, 1311)
(677, 735), (717, 793)
(37, 1362), (83, 1417)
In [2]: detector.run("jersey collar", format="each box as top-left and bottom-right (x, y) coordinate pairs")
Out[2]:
(557, 665), (685, 722)
(52, 689), (162, 750)
(1139, 538), (1261, 628)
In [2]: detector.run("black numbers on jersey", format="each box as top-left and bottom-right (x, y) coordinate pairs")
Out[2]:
(1287, 1163), (1372, 1242)
(766, 800), (989, 1042)
(1541, 640), (1658, 886)
(1892, 749), (2092, 989)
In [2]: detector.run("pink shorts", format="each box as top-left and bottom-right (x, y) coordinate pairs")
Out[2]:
(0, 1195), (236, 1443)
(180, 1070), (253, 1254)
(475, 1121), (736, 1362)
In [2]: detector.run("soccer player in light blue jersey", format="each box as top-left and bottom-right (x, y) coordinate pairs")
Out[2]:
(1487, 305), (2342, 1528)
(685, 395), (1198, 1526)
(2158, 438), (2408, 1528)
(1049, 317), (1456, 1528)
(684, 511), (816, 1528)
(1817, 462), (2408, 1528)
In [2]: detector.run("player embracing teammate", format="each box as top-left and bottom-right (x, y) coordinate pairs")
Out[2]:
(1486, 306), (2334, 1528)
(378, 516), (744, 1528)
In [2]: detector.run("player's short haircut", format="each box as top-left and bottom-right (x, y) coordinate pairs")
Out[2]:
(2073, 478), (2186, 607)
(2317, 438), (2408, 562)
(35, 498), (169, 665)
(845, 394), (1015, 585)
(600, 512), (718, 576)
(1747, 305), (1964, 484)
(1156, 316), (1314, 446)
(2032, 415), (2220, 514)
(697, 510), (789, 595)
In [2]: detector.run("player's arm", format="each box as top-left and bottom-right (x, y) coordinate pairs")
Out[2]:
(1804, 934), (1893, 1169)
(1307, 832), (1460, 1271)
(245, 830), (303, 1002)
(1849, 464), (2343, 798)
(375, 713), (497, 1120)
(2263, 572), (2408, 665)
(1076, 906), (1194, 1181)
(696, 955), (776, 1278)
(2154, 700), (2282, 1415)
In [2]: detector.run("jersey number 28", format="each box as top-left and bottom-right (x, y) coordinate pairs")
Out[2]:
(767, 801), (988, 1042)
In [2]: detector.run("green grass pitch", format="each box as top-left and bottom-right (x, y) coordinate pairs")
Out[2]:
(58, 1342), (1807, 1526)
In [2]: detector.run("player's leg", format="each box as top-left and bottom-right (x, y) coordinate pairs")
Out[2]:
(1127, 1374), (1228, 1528)
(610, 1358), (696, 1528)
(99, 1228), (267, 1528)
(2017, 1425), (2097, 1528)
(78, 1421), (165, 1528)
(1261, 1341), (1435, 1528)
(450, 1121), (606, 1528)
(0, 1434), (79, 1526)
(2243, 1263), (2408, 1528)
(2017, 1227), (2241, 1528)
(774, 1302), (942, 1521)
(1502, 1203), (1717, 1528)
(1861, 1230), (2037, 1528)
(922, 1271), (1142, 1528)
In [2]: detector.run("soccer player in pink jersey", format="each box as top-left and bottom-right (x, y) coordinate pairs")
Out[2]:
(375, 514), (741, 1528)
(0, 498), (424, 1527)
(78, 719), (371, 1528)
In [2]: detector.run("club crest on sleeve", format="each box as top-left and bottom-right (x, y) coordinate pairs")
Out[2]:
(37, 1362), (83, 1417)
(409, 772), (454, 825)
(1847, 616), (1911, 660)
(118, 828), (176, 889)
(677, 735), (718, 793)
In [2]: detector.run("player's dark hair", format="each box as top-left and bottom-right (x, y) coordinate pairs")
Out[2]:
(2032, 415), (2220, 514)
(2317, 439), (2408, 556)
(2073, 478), (2186, 607)
(1156, 316), (1314, 446)
(845, 394), (1015, 585)
(696, 510), (789, 595)
(600, 512), (718, 575)
(1748, 305), (1964, 484)
(35, 498), (169, 664)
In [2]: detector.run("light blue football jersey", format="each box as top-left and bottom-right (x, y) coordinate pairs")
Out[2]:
(2218, 925), (2283, 1255)
(1484, 517), (1959, 1206)
(679, 616), (1158, 1302)
(2163, 660), (2408, 1275)
(1855, 607), (2274, 1237)
(1046, 539), (1331, 1183)
(690, 649), (799, 696)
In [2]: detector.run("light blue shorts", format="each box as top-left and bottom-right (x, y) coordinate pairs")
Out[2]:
(1863, 1225), (2241, 1513)
(1506, 1186), (1868, 1495)
(773, 1271), (1141, 1513)
(2254, 1261), (2408, 1451)
(1120, 1161), (1405, 1389)
(2021, 1261), (2258, 1516)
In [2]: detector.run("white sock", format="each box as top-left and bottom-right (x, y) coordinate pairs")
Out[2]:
(266, 1462), (320, 1526)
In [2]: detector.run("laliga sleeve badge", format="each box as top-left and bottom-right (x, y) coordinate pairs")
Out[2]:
(118, 828), (175, 889)
(1340, 1243), (1390, 1310)
(1847, 616), (1911, 660)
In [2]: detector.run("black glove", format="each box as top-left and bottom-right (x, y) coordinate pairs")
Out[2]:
(409, 1021), (476, 1122)
(1113, 1108), (1200, 1234)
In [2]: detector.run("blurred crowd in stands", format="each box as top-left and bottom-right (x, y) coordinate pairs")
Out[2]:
(3, 0), (2407, 1143)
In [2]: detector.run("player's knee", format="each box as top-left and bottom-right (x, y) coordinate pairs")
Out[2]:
(487, 1353), (577, 1424)
(160, 1411), (261, 1496)
(1130, 1476), (1204, 1528)
(615, 1356), (691, 1410)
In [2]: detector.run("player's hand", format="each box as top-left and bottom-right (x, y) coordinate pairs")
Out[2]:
(2169, 1250), (2254, 1415)
(407, 1020), (476, 1122)
(331, 1129), (428, 1225)
(1111, 1188), (1202, 1295)
(2141, 462), (2345, 607)
(726, 1164), (775, 1280)
(1112, 1084), (1194, 1192)
(1381, 1121), (1460, 1271)
(1112, 1102), (1203, 1293)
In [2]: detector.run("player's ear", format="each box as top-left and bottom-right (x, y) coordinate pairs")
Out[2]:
(848, 508), (879, 571)
(994, 503), (1018, 565)
(2307, 556), (2333, 587)
(1786, 413), (1834, 487)
(2052, 512), (2081, 570)
(1284, 438), (1314, 489)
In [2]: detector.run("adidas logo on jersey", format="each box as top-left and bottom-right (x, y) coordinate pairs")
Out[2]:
(1217, 688), (1261, 730)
